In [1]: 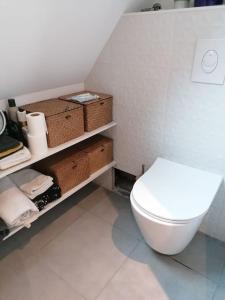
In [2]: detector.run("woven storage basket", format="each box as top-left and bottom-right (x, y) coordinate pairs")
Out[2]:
(59, 91), (112, 132)
(79, 135), (113, 174)
(34, 148), (89, 194)
(21, 99), (84, 147)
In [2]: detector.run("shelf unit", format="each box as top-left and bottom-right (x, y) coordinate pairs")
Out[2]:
(1, 121), (117, 240)
(4, 161), (116, 240)
(0, 121), (116, 179)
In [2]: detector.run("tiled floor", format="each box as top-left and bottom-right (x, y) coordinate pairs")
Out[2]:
(0, 184), (225, 300)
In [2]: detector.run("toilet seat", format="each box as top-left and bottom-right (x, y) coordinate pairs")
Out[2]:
(131, 192), (197, 225)
(132, 158), (222, 223)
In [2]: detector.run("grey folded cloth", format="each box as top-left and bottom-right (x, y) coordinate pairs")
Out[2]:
(9, 169), (53, 199)
(69, 93), (99, 103)
(0, 218), (9, 242)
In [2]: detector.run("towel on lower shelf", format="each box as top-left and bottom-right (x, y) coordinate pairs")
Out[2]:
(0, 176), (38, 228)
(0, 147), (31, 170)
(33, 183), (61, 211)
(0, 218), (9, 242)
(9, 169), (53, 199)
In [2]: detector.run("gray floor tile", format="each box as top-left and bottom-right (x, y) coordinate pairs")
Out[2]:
(89, 188), (142, 240)
(218, 264), (225, 287)
(0, 251), (84, 300)
(78, 186), (108, 211)
(0, 183), (97, 259)
(16, 205), (85, 258)
(1, 186), (223, 300)
(173, 232), (225, 283)
(97, 242), (216, 300)
(213, 286), (225, 300)
(0, 235), (21, 260)
(40, 212), (138, 300)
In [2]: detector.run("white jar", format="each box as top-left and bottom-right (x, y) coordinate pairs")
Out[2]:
(174, 0), (189, 8)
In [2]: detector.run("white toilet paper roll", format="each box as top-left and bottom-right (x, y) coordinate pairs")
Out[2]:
(27, 133), (48, 156)
(26, 112), (47, 136)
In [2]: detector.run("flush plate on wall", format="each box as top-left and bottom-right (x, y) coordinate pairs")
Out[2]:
(192, 39), (225, 85)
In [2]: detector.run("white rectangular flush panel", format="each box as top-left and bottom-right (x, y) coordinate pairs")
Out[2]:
(192, 39), (225, 85)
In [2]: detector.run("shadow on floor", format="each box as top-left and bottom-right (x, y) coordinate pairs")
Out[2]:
(0, 183), (99, 259)
(1, 186), (225, 299)
(108, 189), (224, 300)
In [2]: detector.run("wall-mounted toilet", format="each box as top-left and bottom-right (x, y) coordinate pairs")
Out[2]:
(131, 158), (222, 255)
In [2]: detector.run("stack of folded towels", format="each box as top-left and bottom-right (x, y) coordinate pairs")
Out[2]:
(9, 169), (61, 211)
(0, 176), (38, 229)
(0, 169), (61, 240)
(0, 135), (31, 170)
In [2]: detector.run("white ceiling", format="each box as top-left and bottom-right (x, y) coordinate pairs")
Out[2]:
(0, 0), (150, 99)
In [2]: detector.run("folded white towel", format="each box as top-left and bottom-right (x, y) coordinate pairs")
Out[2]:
(69, 93), (99, 103)
(0, 176), (38, 228)
(0, 147), (31, 170)
(9, 169), (53, 199)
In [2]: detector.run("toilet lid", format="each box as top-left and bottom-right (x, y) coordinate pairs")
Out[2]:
(132, 158), (222, 222)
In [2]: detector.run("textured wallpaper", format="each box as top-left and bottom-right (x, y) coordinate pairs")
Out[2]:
(86, 7), (225, 241)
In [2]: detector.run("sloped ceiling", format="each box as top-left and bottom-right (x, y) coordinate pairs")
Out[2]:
(0, 0), (150, 99)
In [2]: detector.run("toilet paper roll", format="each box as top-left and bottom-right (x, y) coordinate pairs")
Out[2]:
(26, 112), (47, 136)
(27, 133), (48, 156)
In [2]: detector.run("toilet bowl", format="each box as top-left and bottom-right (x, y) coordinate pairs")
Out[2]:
(130, 158), (222, 255)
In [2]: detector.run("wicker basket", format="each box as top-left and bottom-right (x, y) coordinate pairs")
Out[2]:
(34, 148), (89, 194)
(21, 99), (84, 147)
(59, 91), (112, 132)
(79, 135), (113, 174)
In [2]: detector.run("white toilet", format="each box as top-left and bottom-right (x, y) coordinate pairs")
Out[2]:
(131, 158), (222, 255)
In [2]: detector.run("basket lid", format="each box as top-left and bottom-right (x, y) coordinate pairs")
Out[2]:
(20, 99), (82, 117)
(59, 91), (112, 105)
(35, 147), (86, 169)
(79, 135), (112, 152)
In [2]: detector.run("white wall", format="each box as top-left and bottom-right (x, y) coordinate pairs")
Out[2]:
(0, 0), (149, 101)
(0, 83), (84, 111)
(86, 6), (225, 242)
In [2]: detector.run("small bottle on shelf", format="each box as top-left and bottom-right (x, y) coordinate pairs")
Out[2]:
(6, 99), (26, 144)
(8, 98), (18, 123)
(17, 109), (28, 143)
